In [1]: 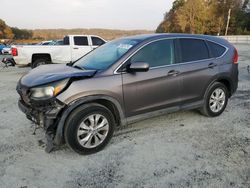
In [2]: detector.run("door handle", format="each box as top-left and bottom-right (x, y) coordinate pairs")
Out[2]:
(168, 70), (180, 76)
(208, 63), (217, 68)
(73, 47), (79, 50)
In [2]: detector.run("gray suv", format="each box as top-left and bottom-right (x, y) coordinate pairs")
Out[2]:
(17, 34), (239, 154)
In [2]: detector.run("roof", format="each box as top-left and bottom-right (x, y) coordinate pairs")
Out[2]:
(122, 33), (230, 46)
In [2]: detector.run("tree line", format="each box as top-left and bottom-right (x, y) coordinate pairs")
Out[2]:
(2, 0), (250, 42)
(32, 28), (152, 40)
(0, 18), (151, 42)
(156, 0), (250, 35)
(0, 19), (33, 40)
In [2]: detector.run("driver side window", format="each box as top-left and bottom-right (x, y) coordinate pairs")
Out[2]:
(130, 39), (174, 68)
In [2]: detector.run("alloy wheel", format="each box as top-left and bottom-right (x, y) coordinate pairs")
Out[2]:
(77, 114), (109, 148)
(209, 88), (226, 113)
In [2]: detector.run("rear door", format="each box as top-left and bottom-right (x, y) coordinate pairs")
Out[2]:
(51, 36), (71, 64)
(175, 38), (219, 104)
(121, 39), (182, 117)
(71, 36), (93, 61)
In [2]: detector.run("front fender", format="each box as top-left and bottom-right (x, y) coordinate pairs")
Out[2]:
(54, 95), (126, 145)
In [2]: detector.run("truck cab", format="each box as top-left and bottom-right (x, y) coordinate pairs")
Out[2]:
(12, 35), (106, 68)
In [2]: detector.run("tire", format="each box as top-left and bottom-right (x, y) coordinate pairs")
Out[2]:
(64, 103), (115, 155)
(31, 59), (49, 69)
(200, 82), (229, 117)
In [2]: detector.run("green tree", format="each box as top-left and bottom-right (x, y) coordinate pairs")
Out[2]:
(0, 19), (14, 39)
(156, 0), (250, 35)
(156, 0), (185, 33)
(235, 0), (250, 34)
(176, 0), (208, 34)
(11, 27), (33, 39)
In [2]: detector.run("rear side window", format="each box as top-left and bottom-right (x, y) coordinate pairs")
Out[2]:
(92, 37), (105, 46)
(179, 39), (209, 62)
(74, 36), (88, 46)
(130, 39), (175, 68)
(207, 41), (226, 58)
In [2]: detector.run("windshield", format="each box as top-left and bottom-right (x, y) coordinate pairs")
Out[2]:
(73, 38), (140, 70)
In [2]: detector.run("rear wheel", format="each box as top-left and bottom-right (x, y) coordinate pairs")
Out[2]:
(200, 82), (228, 117)
(31, 59), (50, 68)
(64, 103), (115, 155)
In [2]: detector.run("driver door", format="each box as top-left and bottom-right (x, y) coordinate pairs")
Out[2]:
(121, 39), (182, 117)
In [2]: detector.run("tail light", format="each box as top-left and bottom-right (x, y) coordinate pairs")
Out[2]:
(11, 47), (18, 56)
(233, 48), (238, 64)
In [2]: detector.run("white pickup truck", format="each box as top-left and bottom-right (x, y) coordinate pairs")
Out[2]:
(12, 35), (106, 68)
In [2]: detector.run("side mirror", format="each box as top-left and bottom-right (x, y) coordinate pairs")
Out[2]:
(128, 62), (149, 72)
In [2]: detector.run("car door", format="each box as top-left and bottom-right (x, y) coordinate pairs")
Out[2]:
(52, 36), (71, 64)
(71, 36), (93, 62)
(121, 39), (182, 117)
(91, 36), (106, 50)
(175, 38), (219, 104)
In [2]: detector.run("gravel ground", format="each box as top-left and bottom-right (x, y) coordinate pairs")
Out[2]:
(0, 44), (249, 188)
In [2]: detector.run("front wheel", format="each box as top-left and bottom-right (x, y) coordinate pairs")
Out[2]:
(200, 82), (228, 117)
(64, 103), (115, 155)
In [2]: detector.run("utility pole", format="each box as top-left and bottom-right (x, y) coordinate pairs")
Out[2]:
(225, 8), (231, 36)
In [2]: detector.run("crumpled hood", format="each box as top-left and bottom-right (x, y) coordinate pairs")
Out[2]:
(20, 64), (96, 87)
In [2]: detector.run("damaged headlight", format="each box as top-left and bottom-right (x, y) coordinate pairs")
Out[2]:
(30, 79), (69, 100)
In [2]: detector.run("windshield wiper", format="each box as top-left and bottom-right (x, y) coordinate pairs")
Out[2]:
(66, 61), (74, 66)
(73, 65), (85, 70)
(66, 61), (85, 70)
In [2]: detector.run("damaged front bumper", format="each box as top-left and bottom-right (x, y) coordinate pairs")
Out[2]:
(18, 98), (65, 152)
(18, 99), (64, 128)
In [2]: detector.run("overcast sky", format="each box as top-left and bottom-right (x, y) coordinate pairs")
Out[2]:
(0, 0), (174, 30)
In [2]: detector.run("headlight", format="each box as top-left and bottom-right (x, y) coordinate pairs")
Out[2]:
(30, 79), (69, 100)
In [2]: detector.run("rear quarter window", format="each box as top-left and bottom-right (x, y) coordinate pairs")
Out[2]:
(63, 36), (69, 45)
(92, 37), (105, 46)
(179, 39), (209, 62)
(207, 41), (226, 58)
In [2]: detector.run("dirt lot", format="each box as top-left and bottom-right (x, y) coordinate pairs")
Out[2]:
(0, 45), (249, 188)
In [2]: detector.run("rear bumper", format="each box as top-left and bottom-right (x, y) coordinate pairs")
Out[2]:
(231, 64), (239, 95)
(13, 57), (30, 65)
(232, 79), (238, 94)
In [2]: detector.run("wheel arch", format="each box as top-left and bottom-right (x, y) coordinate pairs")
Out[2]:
(216, 77), (233, 97)
(203, 76), (234, 100)
(54, 95), (126, 145)
(31, 53), (52, 63)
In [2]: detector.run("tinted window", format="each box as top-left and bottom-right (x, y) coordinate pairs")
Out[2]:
(179, 39), (209, 62)
(92, 37), (105, 46)
(63, 36), (69, 45)
(74, 36), (88, 46)
(207, 41), (226, 58)
(130, 39), (174, 68)
(42, 42), (50, 45)
(56, 40), (64, 45)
